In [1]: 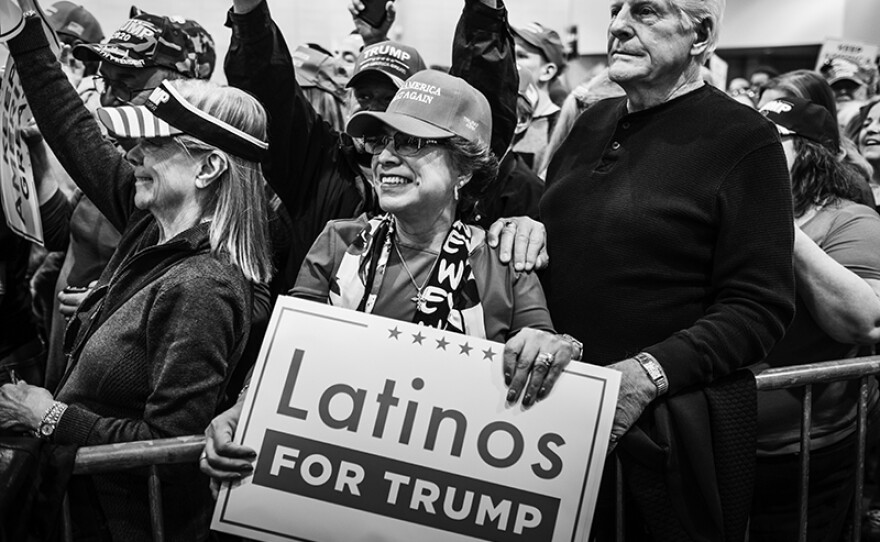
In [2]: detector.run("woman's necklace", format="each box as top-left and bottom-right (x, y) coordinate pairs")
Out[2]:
(393, 236), (442, 312)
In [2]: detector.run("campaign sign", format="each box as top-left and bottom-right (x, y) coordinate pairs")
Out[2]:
(0, 56), (41, 245)
(815, 38), (878, 75)
(212, 296), (620, 542)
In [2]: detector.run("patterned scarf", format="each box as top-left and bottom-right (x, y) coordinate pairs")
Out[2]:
(330, 215), (486, 338)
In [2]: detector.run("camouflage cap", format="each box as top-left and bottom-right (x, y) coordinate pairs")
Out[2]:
(73, 6), (215, 80)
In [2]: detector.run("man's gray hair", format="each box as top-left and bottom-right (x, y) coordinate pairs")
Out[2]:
(676, 0), (725, 65)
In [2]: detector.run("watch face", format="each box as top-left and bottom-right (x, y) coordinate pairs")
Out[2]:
(39, 423), (54, 437)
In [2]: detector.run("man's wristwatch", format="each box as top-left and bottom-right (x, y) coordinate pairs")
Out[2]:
(560, 334), (583, 361)
(633, 352), (668, 396)
(35, 401), (68, 440)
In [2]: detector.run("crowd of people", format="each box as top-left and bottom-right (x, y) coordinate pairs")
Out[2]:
(0, 0), (878, 540)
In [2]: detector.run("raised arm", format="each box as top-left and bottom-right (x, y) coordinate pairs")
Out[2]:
(450, 0), (517, 160)
(226, 0), (343, 218)
(9, 16), (136, 232)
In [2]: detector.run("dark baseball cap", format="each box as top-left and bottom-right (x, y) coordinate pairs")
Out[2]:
(347, 69), (492, 149)
(73, 7), (215, 80)
(347, 41), (426, 89)
(513, 22), (566, 68)
(46, 1), (104, 45)
(760, 96), (840, 152)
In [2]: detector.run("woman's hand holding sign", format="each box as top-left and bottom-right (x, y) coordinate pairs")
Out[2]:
(503, 329), (574, 408)
(202, 398), (256, 499)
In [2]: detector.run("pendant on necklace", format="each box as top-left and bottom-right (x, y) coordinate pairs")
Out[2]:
(412, 291), (428, 312)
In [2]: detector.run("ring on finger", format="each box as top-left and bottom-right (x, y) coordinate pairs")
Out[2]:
(535, 352), (555, 368)
(200, 450), (208, 462)
(503, 220), (516, 229)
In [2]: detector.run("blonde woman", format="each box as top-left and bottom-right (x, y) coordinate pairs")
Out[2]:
(0, 14), (271, 542)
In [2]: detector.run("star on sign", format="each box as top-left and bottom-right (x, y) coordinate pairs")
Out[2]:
(482, 348), (496, 361)
(412, 332), (425, 345)
(459, 342), (473, 356)
(436, 337), (449, 350)
(388, 327), (401, 340)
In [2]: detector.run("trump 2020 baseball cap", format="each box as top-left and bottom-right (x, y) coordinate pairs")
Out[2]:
(73, 7), (215, 80)
(760, 96), (840, 153)
(346, 41), (426, 89)
(346, 69), (492, 149)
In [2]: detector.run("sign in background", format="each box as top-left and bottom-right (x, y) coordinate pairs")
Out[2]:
(213, 297), (620, 542)
(814, 38), (879, 93)
(0, 56), (41, 244)
(0, 0), (61, 245)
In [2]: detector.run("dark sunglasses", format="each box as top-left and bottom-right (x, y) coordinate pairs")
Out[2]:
(361, 133), (443, 157)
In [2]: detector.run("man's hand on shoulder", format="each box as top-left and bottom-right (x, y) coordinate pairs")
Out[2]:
(487, 216), (549, 272)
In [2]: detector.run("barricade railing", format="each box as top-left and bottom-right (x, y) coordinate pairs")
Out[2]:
(61, 435), (205, 542)
(752, 355), (880, 542)
(60, 356), (880, 542)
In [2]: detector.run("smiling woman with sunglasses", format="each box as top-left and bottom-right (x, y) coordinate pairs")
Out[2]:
(296, 70), (574, 392)
(295, 70), (574, 386)
(201, 69), (577, 490)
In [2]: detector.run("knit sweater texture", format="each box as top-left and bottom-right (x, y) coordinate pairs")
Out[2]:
(11, 17), (253, 542)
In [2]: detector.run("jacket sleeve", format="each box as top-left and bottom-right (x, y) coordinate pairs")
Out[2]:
(450, 0), (518, 160)
(53, 275), (249, 444)
(38, 190), (73, 251)
(225, 1), (343, 218)
(644, 141), (796, 394)
(9, 16), (135, 233)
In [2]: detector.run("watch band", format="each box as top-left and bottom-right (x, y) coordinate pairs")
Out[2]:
(35, 401), (68, 440)
(634, 352), (668, 396)
(560, 334), (583, 361)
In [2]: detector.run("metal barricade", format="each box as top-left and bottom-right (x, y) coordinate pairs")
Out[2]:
(612, 355), (880, 542)
(59, 356), (880, 542)
(62, 435), (205, 542)
(753, 355), (880, 542)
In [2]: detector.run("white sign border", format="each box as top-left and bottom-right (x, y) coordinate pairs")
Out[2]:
(213, 298), (619, 542)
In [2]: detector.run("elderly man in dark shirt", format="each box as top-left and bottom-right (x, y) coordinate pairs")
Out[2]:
(542, 0), (795, 540)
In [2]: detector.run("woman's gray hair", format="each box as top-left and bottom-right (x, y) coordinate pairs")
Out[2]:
(676, 0), (725, 65)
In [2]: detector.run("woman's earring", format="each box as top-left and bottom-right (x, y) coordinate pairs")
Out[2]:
(454, 182), (462, 201)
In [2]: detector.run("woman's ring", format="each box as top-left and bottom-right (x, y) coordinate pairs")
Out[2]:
(200, 451), (208, 462)
(535, 352), (555, 368)
(503, 220), (515, 229)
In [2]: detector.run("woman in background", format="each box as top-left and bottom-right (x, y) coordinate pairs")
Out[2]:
(751, 96), (880, 542)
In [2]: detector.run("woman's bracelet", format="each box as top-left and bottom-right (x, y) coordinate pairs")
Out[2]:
(559, 334), (583, 361)
(237, 384), (250, 401)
